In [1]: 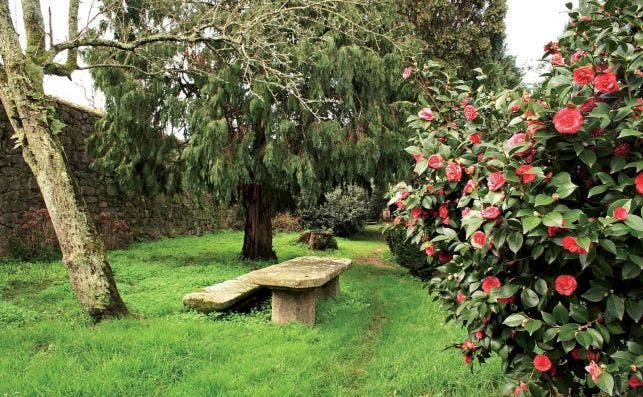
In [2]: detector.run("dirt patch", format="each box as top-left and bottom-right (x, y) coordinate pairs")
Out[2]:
(354, 248), (395, 269)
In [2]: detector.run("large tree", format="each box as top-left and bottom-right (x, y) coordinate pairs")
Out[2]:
(88, 1), (419, 260)
(0, 0), (380, 319)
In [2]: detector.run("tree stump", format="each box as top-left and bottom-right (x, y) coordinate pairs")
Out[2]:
(297, 230), (338, 250)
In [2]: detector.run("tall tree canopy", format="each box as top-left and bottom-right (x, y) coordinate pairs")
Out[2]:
(89, 0), (422, 260)
(397, 0), (521, 88)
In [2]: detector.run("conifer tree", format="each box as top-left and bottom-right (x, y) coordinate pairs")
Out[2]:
(88, 0), (419, 260)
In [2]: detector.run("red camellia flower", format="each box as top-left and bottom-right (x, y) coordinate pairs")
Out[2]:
(469, 133), (481, 144)
(594, 70), (620, 93)
(402, 67), (413, 80)
(395, 200), (406, 209)
(550, 53), (565, 66)
(507, 132), (531, 156)
(481, 206), (501, 220)
(475, 330), (483, 339)
(418, 107), (435, 121)
(510, 103), (520, 113)
(585, 361), (602, 383)
(464, 354), (472, 365)
(481, 276), (501, 293)
(526, 119), (545, 136)
(573, 65), (595, 85)
(460, 98), (469, 107)
(497, 295), (515, 304)
(613, 143), (629, 157)
(553, 106), (584, 134)
(456, 292), (466, 304)
(398, 191), (409, 200)
(554, 275), (578, 296)
(412, 153), (424, 163)
(636, 172), (643, 194)
(515, 165), (537, 183)
(472, 231), (487, 249)
(547, 220), (566, 237)
(410, 207), (425, 219)
(425, 245), (435, 256)
(544, 41), (560, 54)
(533, 355), (552, 372)
(570, 49), (587, 63)
(427, 154), (444, 169)
(445, 162), (463, 182)
(579, 97), (597, 113)
(561, 236), (587, 255)
(487, 172), (507, 191)
(463, 105), (478, 121)
(438, 251), (452, 263)
(438, 204), (449, 219)
(570, 348), (582, 360)
(629, 376), (643, 388)
(613, 207), (628, 220)
(464, 180), (477, 194)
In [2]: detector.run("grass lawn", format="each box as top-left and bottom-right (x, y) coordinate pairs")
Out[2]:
(0, 226), (502, 396)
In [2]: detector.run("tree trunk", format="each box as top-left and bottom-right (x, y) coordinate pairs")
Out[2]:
(241, 184), (276, 260)
(0, 2), (128, 321)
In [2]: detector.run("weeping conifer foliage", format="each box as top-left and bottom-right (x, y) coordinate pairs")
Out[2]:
(88, 0), (422, 259)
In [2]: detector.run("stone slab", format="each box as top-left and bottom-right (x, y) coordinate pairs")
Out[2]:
(244, 256), (352, 290)
(182, 278), (261, 313)
(271, 289), (316, 325)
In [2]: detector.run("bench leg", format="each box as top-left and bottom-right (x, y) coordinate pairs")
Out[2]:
(317, 276), (340, 299)
(271, 289), (316, 325)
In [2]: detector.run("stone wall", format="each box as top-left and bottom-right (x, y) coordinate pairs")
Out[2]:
(0, 99), (217, 256)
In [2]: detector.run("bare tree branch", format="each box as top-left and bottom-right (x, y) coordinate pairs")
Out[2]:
(67, 0), (80, 69)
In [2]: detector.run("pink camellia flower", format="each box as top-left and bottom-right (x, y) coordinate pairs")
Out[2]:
(510, 103), (520, 113)
(475, 330), (484, 340)
(573, 66), (595, 85)
(553, 106), (584, 134)
(481, 276), (501, 293)
(461, 207), (472, 217)
(613, 143), (629, 157)
(464, 354), (472, 365)
(481, 206), (501, 220)
(463, 105), (478, 121)
(418, 107), (435, 121)
(550, 53), (565, 66)
(402, 67), (413, 80)
(456, 292), (467, 304)
(570, 49), (587, 63)
(462, 340), (477, 351)
(554, 275), (578, 296)
(534, 355), (552, 372)
(464, 180), (477, 194)
(594, 70), (620, 93)
(636, 172), (643, 195)
(544, 42), (560, 54)
(425, 245), (435, 256)
(507, 132), (531, 156)
(515, 165), (537, 183)
(427, 154), (444, 169)
(472, 231), (487, 249)
(585, 361), (602, 383)
(513, 383), (528, 396)
(398, 191), (409, 200)
(613, 207), (628, 221)
(469, 133), (481, 144)
(487, 172), (507, 191)
(579, 97), (597, 113)
(394, 216), (403, 225)
(561, 236), (587, 255)
(445, 162), (463, 182)
(412, 153), (424, 163)
(396, 200), (406, 209)
(460, 98), (469, 107)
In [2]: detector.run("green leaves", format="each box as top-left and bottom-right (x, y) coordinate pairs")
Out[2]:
(520, 288), (539, 308)
(507, 232), (523, 254)
(606, 295), (625, 320)
(503, 313), (527, 327)
(522, 216), (541, 233)
(542, 212), (563, 227)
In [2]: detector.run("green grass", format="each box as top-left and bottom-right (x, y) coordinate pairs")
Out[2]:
(0, 226), (502, 396)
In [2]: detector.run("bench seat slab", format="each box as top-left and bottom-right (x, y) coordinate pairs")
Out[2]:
(183, 279), (260, 313)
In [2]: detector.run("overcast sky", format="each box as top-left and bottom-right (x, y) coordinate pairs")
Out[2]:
(7, 0), (579, 110)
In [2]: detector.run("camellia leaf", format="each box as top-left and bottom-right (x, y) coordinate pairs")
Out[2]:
(553, 303), (569, 324)
(606, 295), (625, 320)
(558, 323), (578, 342)
(579, 150), (597, 168)
(582, 287), (608, 302)
(596, 372), (614, 395)
(524, 319), (542, 335)
(542, 212), (563, 227)
(503, 313), (527, 327)
(534, 194), (554, 206)
(624, 214), (643, 232)
(521, 288), (539, 308)
(507, 232), (523, 254)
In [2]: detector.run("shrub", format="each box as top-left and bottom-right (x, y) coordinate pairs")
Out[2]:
(392, 2), (642, 395)
(93, 211), (133, 250)
(272, 212), (302, 232)
(383, 227), (430, 278)
(299, 185), (369, 237)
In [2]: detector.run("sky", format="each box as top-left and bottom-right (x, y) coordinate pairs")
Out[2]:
(7, 0), (579, 110)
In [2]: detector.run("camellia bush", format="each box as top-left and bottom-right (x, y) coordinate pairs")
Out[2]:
(390, 1), (642, 395)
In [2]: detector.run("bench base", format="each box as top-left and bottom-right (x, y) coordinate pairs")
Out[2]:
(316, 276), (339, 299)
(271, 289), (316, 325)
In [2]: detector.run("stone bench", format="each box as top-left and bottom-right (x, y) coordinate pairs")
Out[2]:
(183, 256), (352, 325)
